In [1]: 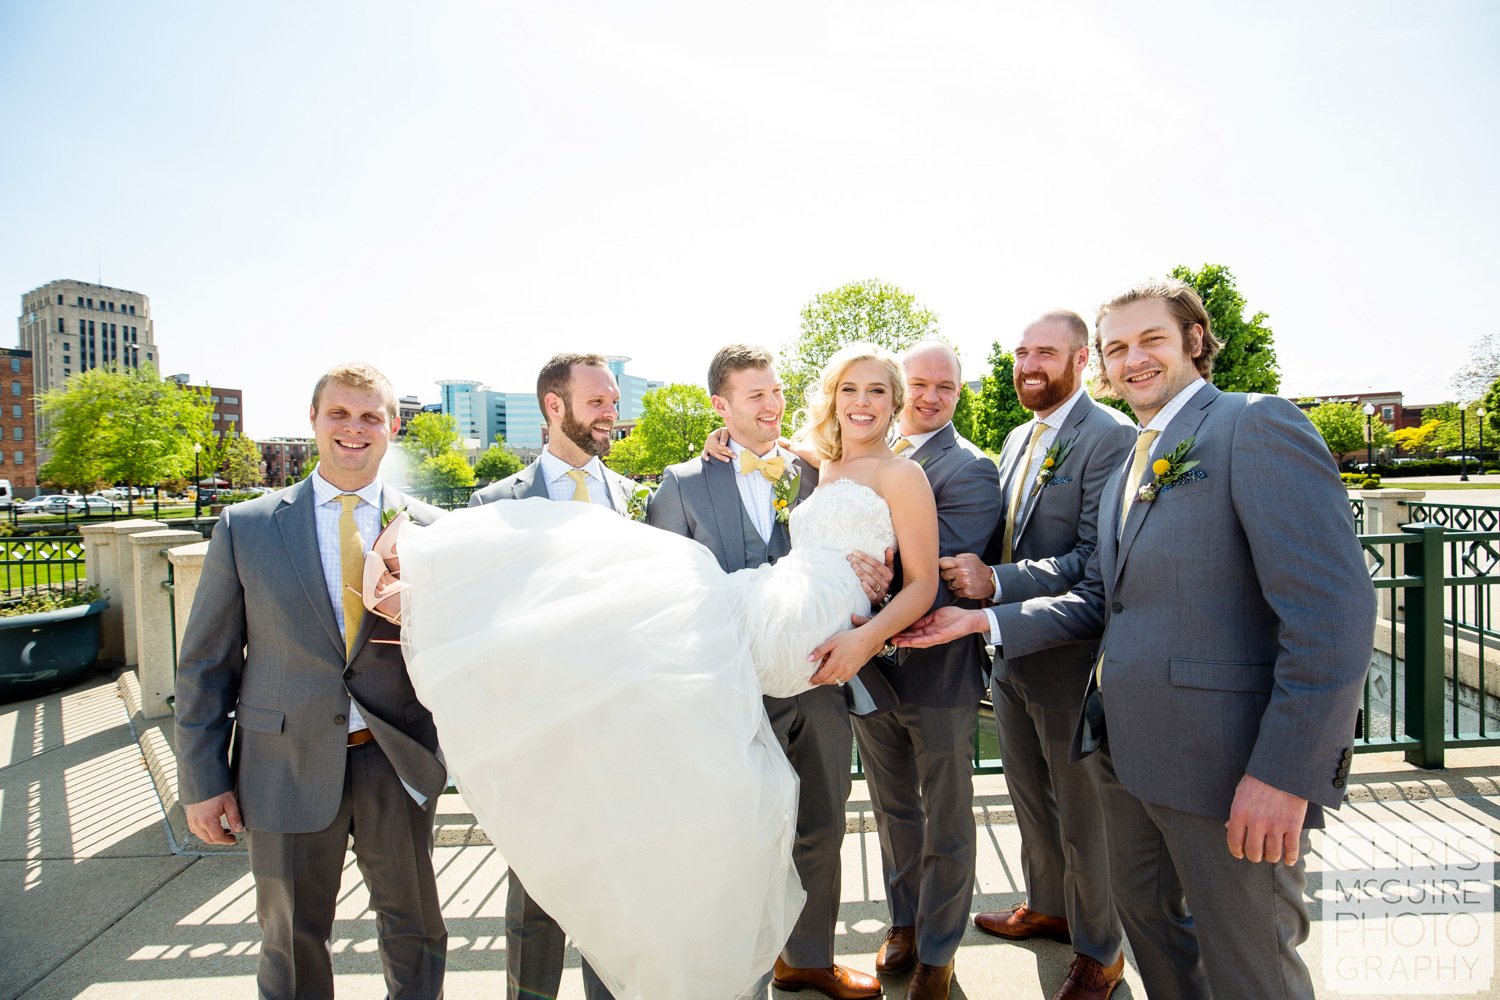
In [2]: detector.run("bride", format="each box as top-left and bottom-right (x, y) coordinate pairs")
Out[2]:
(374, 343), (937, 1000)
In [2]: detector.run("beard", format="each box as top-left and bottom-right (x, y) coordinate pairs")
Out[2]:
(1015, 365), (1077, 413)
(561, 406), (613, 457)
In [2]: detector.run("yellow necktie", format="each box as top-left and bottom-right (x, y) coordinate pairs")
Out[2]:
(738, 450), (787, 482)
(338, 493), (365, 659)
(891, 438), (914, 455)
(1118, 429), (1162, 533)
(1001, 421), (1048, 563)
(564, 468), (592, 502)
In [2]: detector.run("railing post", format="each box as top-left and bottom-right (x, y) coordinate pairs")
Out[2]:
(129, 529), (209, 719)
(1401, 522), (1446, 769)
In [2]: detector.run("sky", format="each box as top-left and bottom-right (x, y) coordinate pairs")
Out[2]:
(2, 1), (1496, 438)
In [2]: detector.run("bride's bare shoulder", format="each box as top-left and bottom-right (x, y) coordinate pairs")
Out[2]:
(875, 455), (929, 494)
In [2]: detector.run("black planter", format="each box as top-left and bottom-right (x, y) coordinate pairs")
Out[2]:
(0, 599), (110, 702)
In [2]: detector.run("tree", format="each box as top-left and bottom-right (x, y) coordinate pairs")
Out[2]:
(609, 384), (722, 477)
(1169, 263), (1279, 394)
(1421, 402), (1484, 454)
(411, 451), (476, 491)
(402, 412), (465, 461)
(474, 433), (525, 482)
(1305, 403), (1370, 460)
(1393, 421), (1440, 455)
(969, 345), (1029, 451)
(1452, 334), (1500, 401)
(950, 382), (978, 445)
(223, 434), (265, 487)
(602, 431), (651, 478)
(781, 279), (940, 420)
(38, 363), (214, 493)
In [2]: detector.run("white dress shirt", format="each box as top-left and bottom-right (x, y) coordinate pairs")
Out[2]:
(538, 448), (613, 507)
(728, 438), (787, 543)
(310, 469), (383, 733)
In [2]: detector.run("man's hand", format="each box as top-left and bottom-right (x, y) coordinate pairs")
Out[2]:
(891, 607), (988, 648)
(185, 791), (244, 846)
(848, 547), (896, 604)
(939, 553), (995, 601)
(1225, 774), (1308, 865)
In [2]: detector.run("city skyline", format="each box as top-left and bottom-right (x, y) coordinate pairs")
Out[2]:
(2, 2), (1495, 438)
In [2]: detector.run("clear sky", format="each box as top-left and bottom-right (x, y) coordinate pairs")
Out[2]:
(2, 1), (1495, 437)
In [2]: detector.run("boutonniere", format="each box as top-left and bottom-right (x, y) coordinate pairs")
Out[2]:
(626, 485), (653, 522)
(1029, 437), (1075, 498)
(381, 505), (406, 528)
(1136, 436), (1200, 504)
(772, 470), (802, 524)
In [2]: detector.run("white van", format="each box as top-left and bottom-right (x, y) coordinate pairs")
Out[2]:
(0, 479), (12, 510)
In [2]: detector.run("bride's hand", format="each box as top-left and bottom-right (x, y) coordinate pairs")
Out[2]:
(807, 627), (884, 685)
(701, 428), (734, 462)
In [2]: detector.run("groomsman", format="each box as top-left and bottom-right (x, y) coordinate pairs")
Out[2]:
(855, 341), (1001, 1000)
(896, 280), (1375, 1000)
(940, 312), (1134, 1000)
(649, 344), (887, 1000)
(175, 363), (448, 999)
(469, 352), (634, 1000)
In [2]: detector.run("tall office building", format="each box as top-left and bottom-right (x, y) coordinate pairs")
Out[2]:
(437, 379), (483, 442)
(16, 279), (161, 398)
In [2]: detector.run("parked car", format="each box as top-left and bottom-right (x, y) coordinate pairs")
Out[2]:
(17, 495), (73, 514)
(68, 495), (125, 514)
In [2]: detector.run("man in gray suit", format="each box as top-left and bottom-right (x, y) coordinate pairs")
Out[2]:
(854, 341), (1001, 1000)
(648, 344), (886, 1000)
(940, 311), (1134, 1000)
(175, 362), (449, 999)
(467, 352), (633, 1000)
(897, 280), (1375, 1000)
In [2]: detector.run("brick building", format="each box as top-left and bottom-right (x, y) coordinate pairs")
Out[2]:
(0, 348), (36, 489)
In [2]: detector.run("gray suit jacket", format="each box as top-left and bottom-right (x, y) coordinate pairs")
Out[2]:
(988, 397), (1134, 696)
(174, 480), (448, 834)
(469, 457), (636, 512)
(885, 423), (1001, 708)
(994, 385), (1376, 822)
(645, 454), (817, 572)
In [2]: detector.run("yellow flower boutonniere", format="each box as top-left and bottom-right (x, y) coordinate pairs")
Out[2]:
(626, 485), (654, 522)
(772, 470), (801, 524)
(1029, 437), (1075, 498)
(1136, 436), (1200, 504)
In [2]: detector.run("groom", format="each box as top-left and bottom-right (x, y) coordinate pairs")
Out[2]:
(469, 352), (633, 1000)
(649, 344), (888, 1000)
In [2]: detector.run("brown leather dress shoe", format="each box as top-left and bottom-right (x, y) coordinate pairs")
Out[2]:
(1052, 952), (1125, 1000)
(875, 925), (916, 974)
(906, 961), (954, 1000)
(973, 902), (1071, 943)
(771, 957), (881, 999)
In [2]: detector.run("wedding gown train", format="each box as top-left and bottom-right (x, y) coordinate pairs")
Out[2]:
(395, 479), (897, 1000)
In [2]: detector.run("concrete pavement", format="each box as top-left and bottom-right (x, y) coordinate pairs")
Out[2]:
(4, 672), (1500, 1000)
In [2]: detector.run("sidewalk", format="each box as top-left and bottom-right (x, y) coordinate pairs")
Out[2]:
(3, 672), (1499, 1000)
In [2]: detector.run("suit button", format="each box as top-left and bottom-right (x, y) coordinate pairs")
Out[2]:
(1110, 602), (1123, 614)
(334, 714), (346, 725)
(1333, 778), (1346, 788)
(343, 668), (354, 681)
(1341, 749), (1352, 761)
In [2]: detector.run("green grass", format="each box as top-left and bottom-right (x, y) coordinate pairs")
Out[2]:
(1392, 481), (1500, 491)
(2, 561), (85, 594)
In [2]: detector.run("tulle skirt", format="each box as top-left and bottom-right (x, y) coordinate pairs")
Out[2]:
(397, 498), (805, 1000)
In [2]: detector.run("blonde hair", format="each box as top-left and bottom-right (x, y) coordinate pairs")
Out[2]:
(311, 362), (398, 420)
(796, 342), (905, 462)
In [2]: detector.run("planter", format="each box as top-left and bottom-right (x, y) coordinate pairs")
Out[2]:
(0, 599), (110, 703)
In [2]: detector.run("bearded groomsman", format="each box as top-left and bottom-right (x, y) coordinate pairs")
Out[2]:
(855, 341), (1001, 1000)
(651, 344), (890, 1000)
(469, 352), (634, 1000)
(940, 312), (1134, 1000)
(896, 280), (1375, 1000)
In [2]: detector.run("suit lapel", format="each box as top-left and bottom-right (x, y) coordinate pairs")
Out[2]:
(1014, 402), (1088, 549)
(275, 479), (346, 659)
(603, 468), (630, 514)
(910, 423), (955, 479)
(520, 461), (549, 500)
(1114, 385), (1218, 585)
(705, 457), (748, 567)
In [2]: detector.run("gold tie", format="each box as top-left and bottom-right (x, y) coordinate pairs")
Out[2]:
(1118, 430), (1162, 532)
(338, 493), (365, 659)
(1000, 422), (1048, 563)
(891, 438), (914, 455)
(565, 468), (591, 502)
(738, 451), (787, 482)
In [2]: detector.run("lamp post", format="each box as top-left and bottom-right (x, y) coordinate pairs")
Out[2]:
(1460, 408), (1470, 482)
(1362, 402), (1375, 469)
(194, 443), (203, 517)
(1481, 406), (1488, 474)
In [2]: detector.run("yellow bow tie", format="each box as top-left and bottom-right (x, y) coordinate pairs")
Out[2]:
(739, 451), (787, 482)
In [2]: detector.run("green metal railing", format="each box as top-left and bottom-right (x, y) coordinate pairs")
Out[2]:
(0, 534), (89, 600)
(1349, 497), (1365, 531)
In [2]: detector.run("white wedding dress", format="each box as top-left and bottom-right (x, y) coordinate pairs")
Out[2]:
(395, 479), (895, 1000)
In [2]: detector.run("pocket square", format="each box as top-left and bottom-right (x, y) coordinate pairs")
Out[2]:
(1156, 468), (1207, 495)
(1044, 476), (1074, 488)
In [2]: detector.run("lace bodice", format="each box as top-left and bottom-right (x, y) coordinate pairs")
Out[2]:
(789, 478), (897, 560)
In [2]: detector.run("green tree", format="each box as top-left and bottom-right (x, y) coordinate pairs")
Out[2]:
(39, 363), (214, 494)
(970, 346), (1030, 451)
(402, 412), (465, 460)
(609, 384), (722, 477)
(411, 451), (477, 491)
(1169, 263), (1280, 393)
(1422, 402), (1485, 454)
(1304, 402), (1393, 460)
(781, 279), (940, 421)
(223, 434), (265, 487)
(602, 432), (651, 478)
(474, 434), (525, 482)
(951, 382), (978, 444)
(1393, 421), (1439, 455)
